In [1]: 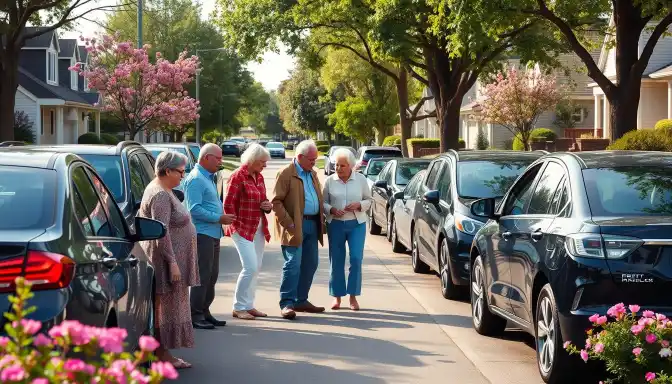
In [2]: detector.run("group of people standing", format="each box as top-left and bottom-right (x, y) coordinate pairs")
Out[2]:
(137, 140), (372, 369)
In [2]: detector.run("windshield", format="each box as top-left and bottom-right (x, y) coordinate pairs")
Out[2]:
(80, 155), (125, 202)
(457, 160), (533, 199)
(188, 144), (200, 160)
(583, 167), (672, 216)
(363, 150), (401, 162)
(148, 147), (191, 164)
(266, 143), (284, 148)
(396, 162), (430, 186)
(0, 167), (57, 230)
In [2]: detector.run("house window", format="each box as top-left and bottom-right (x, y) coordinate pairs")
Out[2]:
(47, 51), (57, 84)
(572, 108), (586, 123)
(50, 111), (54, 135)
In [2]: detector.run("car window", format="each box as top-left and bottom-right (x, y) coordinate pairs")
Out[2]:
(129, 155), (148, 203)
(527, 162), (566, 215)
(72, 167), (114, 237)
(436, 163), (452, 204)
(383, 162), (395, 182)
(396, 162), (430, 186)
(0, 167), (57, 230)
(425, 160), (444, 190)
(363, 149), (402, 162)
(548, 178), (571, 216)
(368, 161), (388, 178)
(503, 163), (543, 216)
(139, 154), (156, 181)
(404, 174), (421, 197)
(79, 154), (125, 202)
(456, 159), (537, 199)
(86, 168), (127, 238)
(188, 145), (200, 160)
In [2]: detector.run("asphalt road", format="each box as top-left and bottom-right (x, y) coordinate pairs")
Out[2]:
(171, 157), (546, 384)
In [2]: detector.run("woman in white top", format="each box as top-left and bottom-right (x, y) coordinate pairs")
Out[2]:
(322, 148), (373, 310)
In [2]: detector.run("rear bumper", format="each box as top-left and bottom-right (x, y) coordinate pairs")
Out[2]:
(0, 289), (68, 335)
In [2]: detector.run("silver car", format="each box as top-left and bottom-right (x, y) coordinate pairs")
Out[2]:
(324, 146), (356, 175)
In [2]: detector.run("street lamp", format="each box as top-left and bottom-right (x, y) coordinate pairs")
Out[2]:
(195, 47), (229, 144)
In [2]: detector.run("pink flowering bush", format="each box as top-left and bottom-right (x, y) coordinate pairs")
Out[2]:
(565, 303), (672, 383)
(0, 277), (178, 383)
(72, 33), (200, 139)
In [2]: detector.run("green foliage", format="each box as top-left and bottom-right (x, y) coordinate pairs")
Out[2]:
(655, 119), (672, 134)
(13, 111), (35, 144)
(100, 133), (121, 145)
(553, 100), (579, 130)
(608, 130), (672, 151)
(476, 130), (489, 150)
(203, 130), (225, 144)
(513, 128), (557, 150)
(316, 144), (330, 153)
(315, 140), (329, 146)
(383, 135), (401, 146)
(407, 138), (440, 148)
(459, 138), (466, 148)
(78, 133), (103, 144)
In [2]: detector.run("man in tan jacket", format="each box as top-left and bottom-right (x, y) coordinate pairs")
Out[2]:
(272, 140), (326, 320)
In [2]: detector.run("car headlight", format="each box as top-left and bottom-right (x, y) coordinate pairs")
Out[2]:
(455, 212), (484, 235)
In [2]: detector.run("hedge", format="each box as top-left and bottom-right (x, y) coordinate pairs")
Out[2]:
(382, 135), (401, 146)
(608, 129), (672, 151)
(513, 128), (557, 151)
(316, 144), (330, 153)
(315, 140), (329, 147)
(100, 133), (121, 145)
(655, 119), (672, 134)
(407, 138), (440, 148)
(78, 133), (102, 144)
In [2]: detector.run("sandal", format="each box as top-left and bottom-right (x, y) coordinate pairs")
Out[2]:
(232, 310), (255, 320)
(171, 358), (192, 369)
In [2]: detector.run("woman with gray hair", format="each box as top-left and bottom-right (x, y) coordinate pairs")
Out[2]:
(138, 150), (199, 369)
(322, 147), (373, 310)
(224, 143), (273, 320)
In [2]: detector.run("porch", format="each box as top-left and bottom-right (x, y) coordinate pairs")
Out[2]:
(36, 103), (101, 145)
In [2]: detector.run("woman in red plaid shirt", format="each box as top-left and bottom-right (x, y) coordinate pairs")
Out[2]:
(223, 143), (273, 320)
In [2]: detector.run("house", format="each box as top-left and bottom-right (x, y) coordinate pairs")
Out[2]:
(14, 27), (102, 145)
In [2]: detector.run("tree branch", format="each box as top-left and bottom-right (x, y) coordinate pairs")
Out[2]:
(407, 65), (429, 87)
(412, 111), (436, 121)
(316, 41), (399, 81)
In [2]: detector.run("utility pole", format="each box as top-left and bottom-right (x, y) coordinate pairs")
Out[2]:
(137, 0), (143, 48)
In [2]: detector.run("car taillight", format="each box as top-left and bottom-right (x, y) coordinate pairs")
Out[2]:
(0, 251), (75, 293)
(564, 234), (643, 259)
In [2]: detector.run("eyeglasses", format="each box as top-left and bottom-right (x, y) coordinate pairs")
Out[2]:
(172, 168), (186, 176)
(335, 164), (350, 168)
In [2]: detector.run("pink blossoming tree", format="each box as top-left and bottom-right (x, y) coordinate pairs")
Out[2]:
(479, 68), (563, 151)
(72, 33), (200, 139)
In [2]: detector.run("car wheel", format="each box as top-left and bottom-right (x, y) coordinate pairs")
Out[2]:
(391, 217), (406, 253)
(411, 229), (430, 273)
(536, 284), (571, 383)
(369, 208), (382, 235)
(439, 239), (460, 300)
(386, 209), (393, 242)
(471, 255), (506, 335)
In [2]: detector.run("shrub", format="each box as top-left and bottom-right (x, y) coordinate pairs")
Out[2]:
(512, 128), (557, 151)
(407, 138), (440, 148)
(458, 138), (466, 149)
(316, 144), (330, 153)
(565, 303), (672, 383)
(655, 119), (672, 134)
(315, 140), (329, 147)
(14, 111), (35, 144)
(579, 132), (594, 139)
(383, 135), (401, 146)
(608, 129), (672, 151)
(100, 133), (121, 145)
(1, 277), (176, 383)
(78, 133), (102, 144)
(476, 130), (489, 150)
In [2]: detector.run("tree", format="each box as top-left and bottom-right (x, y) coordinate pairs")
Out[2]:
(480, 67), (563, 150)
(13, 111), (35, 143)
(76, 34), (200, 138)
(0, 0), (124, 141)
(496, 0), (672, 141)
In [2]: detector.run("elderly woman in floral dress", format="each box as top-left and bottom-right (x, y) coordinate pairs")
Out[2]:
(138, 151), (199, 369)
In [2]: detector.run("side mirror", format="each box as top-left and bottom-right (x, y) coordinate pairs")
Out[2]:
(133, 200), (141, 210)
(131, 217), (166, 242)
(470, 198), (498, 220)
(423, 190), (440, 205)
(393, 191), (405, 200)
(374, 180), (387, 188)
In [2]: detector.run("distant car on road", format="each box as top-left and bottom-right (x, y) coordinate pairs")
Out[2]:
(266, 141), (286, 158)
(362, 157), (396, 189)
(355, 146), (403, 171)
(324, 146), (356, 175)
(221, 141), (241, 157)
(0, 147), (165, 350)
(144, 143), (197, 192)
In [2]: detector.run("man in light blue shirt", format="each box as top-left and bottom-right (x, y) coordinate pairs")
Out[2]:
(295, 157), (320, 215)
(184, 143), (234, 329)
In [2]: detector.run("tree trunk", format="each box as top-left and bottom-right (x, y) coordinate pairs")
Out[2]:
(438, 101), (461, 152)
(0, 53), (20, 142)
(396, 68), (412, 157)
(611, 9), (642, 140)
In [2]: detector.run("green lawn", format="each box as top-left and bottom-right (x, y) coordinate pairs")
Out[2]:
(219, 161), (239, 171)
(316, 159), (325, 170)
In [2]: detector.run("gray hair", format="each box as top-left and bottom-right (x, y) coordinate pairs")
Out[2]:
(199, 143), (221, 161)
(241, 143), (271, 165)
(295, 140), (317, 157)
(155, 151), (188, 177)
(333, 147), (356, 168)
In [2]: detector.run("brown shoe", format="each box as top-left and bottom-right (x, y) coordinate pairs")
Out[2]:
(248, 308), (268, 317)
(281, 307), (297, 320)
(232, 310), (255, 320)
(294, 301), (325, 313)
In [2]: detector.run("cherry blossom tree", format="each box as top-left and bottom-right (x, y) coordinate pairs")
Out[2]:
(72, 34), (200, 139)
(480, 67), (563, 151)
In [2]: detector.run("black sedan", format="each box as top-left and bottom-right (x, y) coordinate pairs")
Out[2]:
(0, 148), (165, 351)
(390, 170), (428, 253)
(369, 159), (431, 236)
(221, 141), (241, 157)
(468, 151), (672, 383)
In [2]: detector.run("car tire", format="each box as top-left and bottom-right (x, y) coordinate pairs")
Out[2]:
(471, 255), (506, 335)
(536, 284), (572, 384)
(439, 239), (460, 300)
(386, 209), (393, 242)
(391, 217), (405, 253)
(411, 229), (430, 273)
(369, 208), (382, 235)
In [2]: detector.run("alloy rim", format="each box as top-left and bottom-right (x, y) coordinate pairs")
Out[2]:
(537, 297), (555, 375)
(392, 220), (397, 245)
(387, 212), (392, 240)
(471, 263), (484, 327)
(412, 233), (418, 268)
(441, 242), (449, 292)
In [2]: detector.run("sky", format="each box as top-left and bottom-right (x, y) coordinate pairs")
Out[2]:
(59, 0), (295, 91)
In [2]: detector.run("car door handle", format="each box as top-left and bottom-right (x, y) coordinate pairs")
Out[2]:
(127, 256), (139, 268)
(501, 231), (512, 240)
(531, 230), (543, 242)
(102, 257), (117, 269)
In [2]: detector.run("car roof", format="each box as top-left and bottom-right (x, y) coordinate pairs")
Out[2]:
(21, 141), (144, 156)
(440, 150), (546, 162)
(145, 143), (188, 148)
(562, 150), (672, 169)
(361, 146), (401, 151)
(368, 157), (398, 163)
(0, 148), (61, 168)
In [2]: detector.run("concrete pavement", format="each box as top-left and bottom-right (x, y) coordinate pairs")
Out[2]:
(172, 157), (544, 384)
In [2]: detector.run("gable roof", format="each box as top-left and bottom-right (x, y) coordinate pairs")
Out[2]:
(22, 27), (59, 50)
(18, 67), (97, 105)
(58, 39), (78, 59)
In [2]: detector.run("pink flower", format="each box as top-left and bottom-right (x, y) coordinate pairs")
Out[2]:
(18, 319), (42, 335)
(647, 333), (658, 344)
(596, 316), (607, 325)
(643, 310), (655, 318)
(0, 355), (16, 369)
(646, 372), (656, 382)
(563, 341), (571, 349)
(580, 349), (589, 362)
(594, 343), (605, 353)
(607, 303), (627, 318)
(662, 340), (670, 348)
(31, 379), (49, 384)
(589, 314), (600, 323)
(0, 364), (27, 381)
(633, 347), (643, 356)
(629, 305), (641, 313)
(0, 336), (10, 348)
(632, 324), (645, 335)
(150, 361), (178, 380)
(33, 333), (52, 347)
(657, 314), (667, 321)
(63, 358), (95, 375)
(139, 335), (160, 352)
(130, 369), (151, 384)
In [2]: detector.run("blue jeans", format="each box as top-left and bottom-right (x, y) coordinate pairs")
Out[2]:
(327, 219), (366, 297)
(279, 219), (319, 309)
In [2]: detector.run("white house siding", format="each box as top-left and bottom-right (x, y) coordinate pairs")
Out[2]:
(604, 47), (617, 78)
(40, 108), (57, 144)
(14, 89), (38, 140)
(638, 82), (667, 128)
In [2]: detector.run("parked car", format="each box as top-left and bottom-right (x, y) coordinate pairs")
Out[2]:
(0, 141), (25, 147)
(355, 146), (403, 171)
(221, 141), (241, 157)
(324, 146), (356, 175)
(468, 150), (672, 383)
(391, 170), (428, 253)
(370, 159), (431, 236)
(362, 157), (395, 189)
(410, 150), (546, 300)
(266, 141), (286, 158)
(229, 137), (247, 152)
(186, 142), (201, 161)
(0, 147), (165, 350)
(26, 141), (163, 231)
(144, 143), (197, 174)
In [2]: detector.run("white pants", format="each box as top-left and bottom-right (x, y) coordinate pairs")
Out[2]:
(232, 222), (266, 311)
